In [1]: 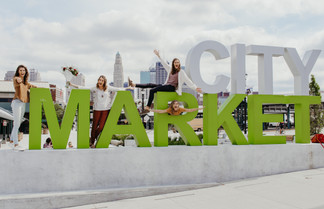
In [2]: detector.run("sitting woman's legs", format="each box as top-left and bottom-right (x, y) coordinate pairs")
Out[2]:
(135, 83), (161, 88)
(146, 85), (175, 107)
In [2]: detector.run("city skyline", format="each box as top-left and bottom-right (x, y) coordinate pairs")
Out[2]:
(0, 1), (323, 94)
(4, 69), (41, 82)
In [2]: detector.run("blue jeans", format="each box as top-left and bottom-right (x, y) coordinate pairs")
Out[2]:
(10, 99), (26, 145)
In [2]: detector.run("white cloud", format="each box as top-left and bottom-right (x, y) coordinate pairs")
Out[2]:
(0, 0), (323, 95)
(219, 0), (324, 17)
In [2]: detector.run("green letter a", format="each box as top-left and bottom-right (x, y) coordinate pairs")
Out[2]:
(96, 91), (150, 148)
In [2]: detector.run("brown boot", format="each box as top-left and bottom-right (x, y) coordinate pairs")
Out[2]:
(89, 137), (95, 148)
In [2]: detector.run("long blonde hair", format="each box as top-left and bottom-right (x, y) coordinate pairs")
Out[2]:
(96, 75), (107, 91)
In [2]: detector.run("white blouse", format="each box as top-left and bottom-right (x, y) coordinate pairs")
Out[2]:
(88, 85), (125, 111)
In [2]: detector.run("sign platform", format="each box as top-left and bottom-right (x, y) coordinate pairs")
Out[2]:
(1, 144), (323, 196)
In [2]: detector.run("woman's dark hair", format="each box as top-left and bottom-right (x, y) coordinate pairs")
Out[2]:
(96, 75), (107, 91)
(14, 65), (29, 84)
(171, 58), (181, 75)
(46, 137), (52, 144)
(169, 100), (180, 114)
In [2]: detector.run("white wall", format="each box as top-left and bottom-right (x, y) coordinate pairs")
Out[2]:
(1, 144), (324, 195)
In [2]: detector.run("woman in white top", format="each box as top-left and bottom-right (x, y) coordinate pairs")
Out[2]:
(129, 49), (202, 113)
(69, 75), (129, 148)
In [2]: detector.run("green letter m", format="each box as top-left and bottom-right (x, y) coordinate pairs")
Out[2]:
(29, 88), (90, 149)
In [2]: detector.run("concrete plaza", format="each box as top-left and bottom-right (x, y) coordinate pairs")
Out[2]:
(66, 168), (324, 209)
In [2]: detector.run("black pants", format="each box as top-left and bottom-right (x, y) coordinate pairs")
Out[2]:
(136, 83), (176, 107)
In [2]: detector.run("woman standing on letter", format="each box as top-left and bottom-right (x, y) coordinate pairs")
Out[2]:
(69, 75), (130, 148)
(11, 65), (37, 149)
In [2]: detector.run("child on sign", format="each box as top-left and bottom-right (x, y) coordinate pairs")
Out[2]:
(43, 137), (53, 148)
(151, 100), (204, 115)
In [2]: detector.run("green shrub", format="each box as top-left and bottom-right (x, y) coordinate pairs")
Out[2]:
(126, 135), (134, 140)
(112, 134), (130, 141)
(197, 134), (203, 142)
(168, 136), (186, 145)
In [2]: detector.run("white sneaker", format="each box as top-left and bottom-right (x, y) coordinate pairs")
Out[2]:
(13, 145), (25, 151)
(8, 143), (14, 149)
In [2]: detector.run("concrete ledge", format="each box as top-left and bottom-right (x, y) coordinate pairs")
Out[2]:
(0, 183), (220, 209)
(1, 144), (324, 208)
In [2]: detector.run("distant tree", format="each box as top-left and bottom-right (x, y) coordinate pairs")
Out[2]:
(54, 104), (64, 122)
(42, 104), (65, 127)
(309, 74), (324, 135)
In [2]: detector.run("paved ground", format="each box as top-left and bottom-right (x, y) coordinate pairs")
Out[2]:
(65, 168), (324, 209)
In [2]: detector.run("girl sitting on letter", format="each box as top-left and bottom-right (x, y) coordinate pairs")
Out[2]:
(151, 100), (204, 115)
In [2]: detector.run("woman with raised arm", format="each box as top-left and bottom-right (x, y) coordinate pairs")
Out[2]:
(151, 100), (204, 115)
(128, 49), (202, 114)
(10, 65), (37, 150)
(69, 75), (131, 148)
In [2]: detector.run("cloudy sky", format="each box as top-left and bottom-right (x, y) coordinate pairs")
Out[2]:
(0, 0), (324, 94)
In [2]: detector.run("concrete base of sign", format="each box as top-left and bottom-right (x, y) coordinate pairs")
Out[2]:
(1, 144), (324, 208)
(0, 183), (220, 209)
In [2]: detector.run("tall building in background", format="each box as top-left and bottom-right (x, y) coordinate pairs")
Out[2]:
(149, 66), (156, 83)
(29, 69), (41, 82)
(135, 67), (154, 103)
(140, 71), (150, 84)
(4, 69), (41, 82)
(113, 52), (124, 87)
(155, 61), (167, 84)
(5, 69), (41, 82)
(50, 84), (64, 104)
(136, 71), (150, 103)
(71, 73), (85, 86)
(4, 71), (15, 81)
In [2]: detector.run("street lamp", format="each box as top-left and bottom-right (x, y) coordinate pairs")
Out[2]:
(244, 73), (248, 134)
(141, 89), (145, 125)
(141, 89), (145, 112)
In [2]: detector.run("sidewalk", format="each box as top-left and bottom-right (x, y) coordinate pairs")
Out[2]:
(65, 168), (324, 209)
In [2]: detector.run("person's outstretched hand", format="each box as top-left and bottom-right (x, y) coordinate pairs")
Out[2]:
(126, 86), (135, 90)
(153, 49), (160, 58)
(16, 77), (22, 83)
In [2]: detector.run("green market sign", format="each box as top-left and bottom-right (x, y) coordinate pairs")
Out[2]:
(29, 41), (322, 149)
